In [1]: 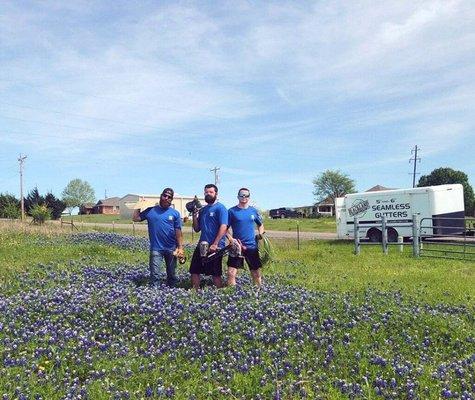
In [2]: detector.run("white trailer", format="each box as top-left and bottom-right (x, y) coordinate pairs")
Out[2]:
(336, 184), (465, 241)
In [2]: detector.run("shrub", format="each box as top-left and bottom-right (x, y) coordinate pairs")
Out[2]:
(0, 193), (20, 218)
(2, 202), (21, 219)
(30, 204), (51, 224)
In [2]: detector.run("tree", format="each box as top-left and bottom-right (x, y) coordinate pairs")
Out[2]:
(30, 204), (51, 225)
(313, 170), (356, 206)
(0, 193), (20, 219)
(62, 179), (95, 213)
(45, 192), (66, 220)
(418, 167), (475, 216)
(24, 187), (44, 214)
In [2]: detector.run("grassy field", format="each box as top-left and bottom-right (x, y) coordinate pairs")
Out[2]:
(1, 229), (474, 399)
(61, 214), (337, 233)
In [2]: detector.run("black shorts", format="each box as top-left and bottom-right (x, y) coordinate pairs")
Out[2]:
(189, 246), (223, 277)
(227, 248), (262, 271)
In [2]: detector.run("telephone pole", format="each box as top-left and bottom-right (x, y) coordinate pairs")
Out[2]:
(210, 166), (220, 185)
(18, 154), (27, 222)
(409, 145), (421, 188)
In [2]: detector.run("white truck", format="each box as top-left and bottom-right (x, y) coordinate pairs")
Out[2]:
(336, 184), (465, 242)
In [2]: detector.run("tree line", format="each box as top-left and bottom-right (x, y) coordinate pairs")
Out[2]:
(0, 179), (95, 223)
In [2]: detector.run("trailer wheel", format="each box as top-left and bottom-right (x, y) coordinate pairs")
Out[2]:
(387, 228), (398, 243)
(280, 214), (285, 219)
(367, 228), (382, 243)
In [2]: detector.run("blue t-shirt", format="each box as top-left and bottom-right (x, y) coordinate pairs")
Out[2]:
(228, 206), (263, 249)
(198, 202), (228, 248)
(139, 206), (182, 251)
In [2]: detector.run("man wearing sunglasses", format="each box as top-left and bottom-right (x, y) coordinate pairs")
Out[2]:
(227, 188), (265, 286)
(133, 188), (184, 288)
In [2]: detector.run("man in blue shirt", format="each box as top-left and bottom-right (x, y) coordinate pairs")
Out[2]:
(227, 188), (265, 286)
(132, 188), (184, 288)
(189, 184), (228, 289)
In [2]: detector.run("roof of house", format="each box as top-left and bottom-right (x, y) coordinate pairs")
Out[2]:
(365, 185), (395, 192)
(96, 197), (120, 207)
(315, 196), (334, 206)
(81, 203), (95, 208)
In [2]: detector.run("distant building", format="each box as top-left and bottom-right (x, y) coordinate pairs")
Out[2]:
(294, 197), (334, 217)
(94, 197), (120, 215)
(365, 185), (395, 192)
(119, 193), (205, 219)
(79, 203), (95, 215)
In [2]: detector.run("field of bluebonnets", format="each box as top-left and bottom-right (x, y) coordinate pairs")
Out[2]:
(0, 228), (474, 399)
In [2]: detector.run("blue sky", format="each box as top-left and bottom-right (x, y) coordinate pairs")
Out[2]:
(1, 0), (474, 211)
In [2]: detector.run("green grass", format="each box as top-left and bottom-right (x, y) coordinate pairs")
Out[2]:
(61, 214), (135, 223)
(1, 231), (473, 305)
(1, 230), (474, 399)
(61, 214), (337, 232)
(262, 216), (336, 232)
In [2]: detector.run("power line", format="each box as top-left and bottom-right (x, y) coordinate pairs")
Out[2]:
(409, 145), (421, 188)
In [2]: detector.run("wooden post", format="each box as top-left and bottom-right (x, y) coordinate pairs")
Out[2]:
(297, 220), (300, 250)
(381, 216), (388, 255)
(412, 214), (420, 257)
(354, 217), (360, 255)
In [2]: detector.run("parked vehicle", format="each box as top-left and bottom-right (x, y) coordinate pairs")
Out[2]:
(269, 207), (302, 219)
(336, 184), (465, 242)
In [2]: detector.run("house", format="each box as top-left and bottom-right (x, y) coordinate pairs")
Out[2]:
(119, 193), (206, 219)
(293, 197), (334, 217)
(93, 197), (120, 215)
(365, 185), (395, 192)
(315, 197), (334, 216)
(79, 203), (95, 215)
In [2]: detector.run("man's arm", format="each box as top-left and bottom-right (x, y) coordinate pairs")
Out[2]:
(210, 224), (228, 252)
(257, 222), (265, 235)
(175, 228), (184, 256)
(132, 209), (142, 222)
(255, 210), (265, 239)
(192, 210), (201, 232)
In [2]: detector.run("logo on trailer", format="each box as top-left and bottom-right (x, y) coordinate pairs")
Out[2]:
(348, 199), (370, 218)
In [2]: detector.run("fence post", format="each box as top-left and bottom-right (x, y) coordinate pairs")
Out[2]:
(412, 214), (420, 257)
(354, 217), (360, 255)
(296, 220), (300, 250)
(398, 236), (403, 253)
(112, 220), (115, 233)
(381, 216), (388, 255)
(132, 221), (135, 236)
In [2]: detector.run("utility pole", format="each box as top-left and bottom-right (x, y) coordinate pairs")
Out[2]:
(409, 145), (421, 188)
(210, 166), (220, 186)
(18, 154), (27, 222)
(104, 189), (107, 199)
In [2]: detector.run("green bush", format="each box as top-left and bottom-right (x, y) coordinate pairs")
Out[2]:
(0, 193), (20, 218)
(30, 204), (51, 225)
(2, 202), (21, 219)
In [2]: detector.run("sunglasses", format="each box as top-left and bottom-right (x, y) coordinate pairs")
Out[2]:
(161, 193), (173, 199)
(238, 194), (250, 198)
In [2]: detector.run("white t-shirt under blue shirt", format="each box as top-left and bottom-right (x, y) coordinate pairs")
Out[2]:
(139, 206), (182, 251)
(228, 206), (263, 249)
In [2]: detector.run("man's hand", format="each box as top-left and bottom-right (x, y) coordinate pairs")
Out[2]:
(209, 243), (218, 253)
(255, 233), (263, 241)
(173, 248), (186, 264)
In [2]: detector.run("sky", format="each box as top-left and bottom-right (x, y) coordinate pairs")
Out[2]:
(1, 0), (474, 211)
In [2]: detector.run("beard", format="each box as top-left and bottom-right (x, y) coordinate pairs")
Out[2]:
(204, 194), (216, 204)
(159, 199), (171, 208)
